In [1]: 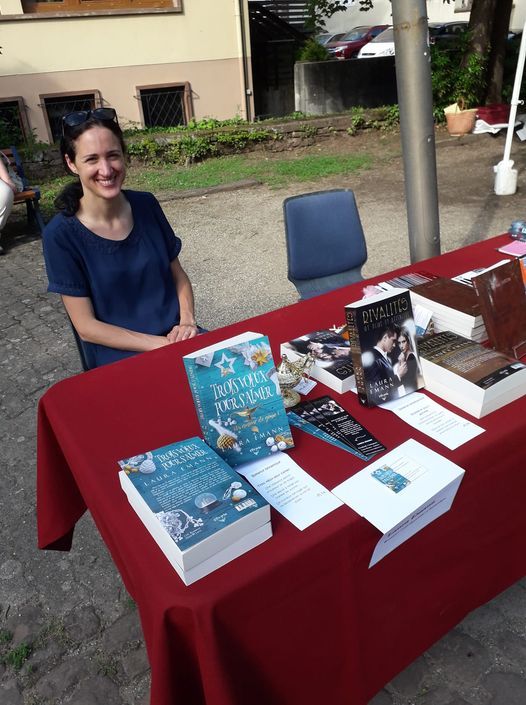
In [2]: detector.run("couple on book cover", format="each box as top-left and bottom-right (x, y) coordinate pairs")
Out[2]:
(363, 324), (422, 404)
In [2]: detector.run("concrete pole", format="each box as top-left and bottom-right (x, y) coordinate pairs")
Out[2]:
(392, 0), (441, 262)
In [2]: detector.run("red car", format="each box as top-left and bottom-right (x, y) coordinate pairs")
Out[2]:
(327, 25), (389, 59)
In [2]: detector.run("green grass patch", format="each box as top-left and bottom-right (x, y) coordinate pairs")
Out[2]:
(95, 652), (120, 678)
(3, 642), (32, 670)
(126, 153), (371, 191)
(0, 628), (13, 645)
(38, 152), (372, 217)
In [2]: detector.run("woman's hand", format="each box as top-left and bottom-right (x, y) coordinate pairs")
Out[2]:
(167, 323), (198, 343)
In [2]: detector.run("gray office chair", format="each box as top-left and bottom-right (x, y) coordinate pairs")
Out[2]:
(283, 189), (368, 300)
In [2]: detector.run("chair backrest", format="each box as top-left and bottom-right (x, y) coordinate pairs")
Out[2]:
(2, 146), (29, 190)
(283, 189), (367, 299)
(70, 321), (93, 372)
(63, 308), (95, 372)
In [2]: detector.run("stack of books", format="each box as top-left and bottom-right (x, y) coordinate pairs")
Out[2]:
(375, 270), (437, 291)
(280, 329), (355, 393)
(418, 331), (526, 418)
(119, 438), (271, 585)
(118, 331), (296, 585)
(409, 278), (486, 342)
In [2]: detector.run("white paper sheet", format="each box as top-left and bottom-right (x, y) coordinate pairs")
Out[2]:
(293, 377), (317, 395)
(238, 452), (342, 530)
(332, 439), (465, 566)
(380, 392), (484, 450)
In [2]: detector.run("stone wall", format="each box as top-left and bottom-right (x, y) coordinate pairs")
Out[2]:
(294, 57), (398, 116)
(21, 111), (393, 180)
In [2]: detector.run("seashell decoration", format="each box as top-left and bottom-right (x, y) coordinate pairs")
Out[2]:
(139, 458), (156, 474)
(275, 434), (294, 447)
(217, 434), (237, 450)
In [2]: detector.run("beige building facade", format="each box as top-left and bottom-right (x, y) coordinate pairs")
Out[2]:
(0, 0), (253, 143)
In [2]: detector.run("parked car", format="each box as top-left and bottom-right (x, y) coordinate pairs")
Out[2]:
(429, 22), (468, 44)
(316, 32), (346, 47)
(327, 25), (388, 59)
(428, 21), (468, 47)
(357, 27), (395, 58)
(358, 21), (468, 58)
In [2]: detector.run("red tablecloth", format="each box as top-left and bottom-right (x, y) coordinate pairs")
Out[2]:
(37, 235), (526, 705)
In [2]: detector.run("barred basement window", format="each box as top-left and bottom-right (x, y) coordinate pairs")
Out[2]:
(40, 91), (100, 143)
(138, 84), (192, 128)
(0, 98), (30, 146)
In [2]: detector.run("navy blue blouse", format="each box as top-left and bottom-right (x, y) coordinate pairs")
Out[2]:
(43, 190), (182, 368)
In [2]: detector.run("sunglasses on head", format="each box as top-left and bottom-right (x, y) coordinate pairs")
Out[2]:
(62, 107), (118, 134)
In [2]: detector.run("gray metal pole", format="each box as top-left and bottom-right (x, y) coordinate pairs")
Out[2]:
(392, 0), (441, 262)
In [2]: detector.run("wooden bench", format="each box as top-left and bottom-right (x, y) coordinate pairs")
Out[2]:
(2, 146), (46, 235)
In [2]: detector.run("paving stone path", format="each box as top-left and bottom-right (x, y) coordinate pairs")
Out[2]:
(1, 127), (526, 704)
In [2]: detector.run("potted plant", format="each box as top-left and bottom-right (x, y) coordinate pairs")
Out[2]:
(432, 40), (487, 136)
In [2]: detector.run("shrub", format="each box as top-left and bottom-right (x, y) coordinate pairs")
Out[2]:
(431, 38), (488, 116)
(298, 38), (331, 62)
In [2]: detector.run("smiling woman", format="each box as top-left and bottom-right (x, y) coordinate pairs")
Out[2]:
(42, 108), (199, 369)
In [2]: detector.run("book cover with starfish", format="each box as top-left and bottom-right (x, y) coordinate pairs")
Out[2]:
(183, 332), (294, 468)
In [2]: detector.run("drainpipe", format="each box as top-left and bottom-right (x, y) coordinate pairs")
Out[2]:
(236, 0), (253, 122)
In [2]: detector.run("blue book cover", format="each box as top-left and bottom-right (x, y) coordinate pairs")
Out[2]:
(118, 437), (270, 569)
(183, 332), (294, 467)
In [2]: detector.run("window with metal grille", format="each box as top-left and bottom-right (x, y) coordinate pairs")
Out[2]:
(0, 98), (29, 146)
(138, 85), (190, 128)
(41, 92), (99, 142)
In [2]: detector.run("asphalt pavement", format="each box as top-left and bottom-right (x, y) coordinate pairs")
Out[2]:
(1, 126), (526, 705)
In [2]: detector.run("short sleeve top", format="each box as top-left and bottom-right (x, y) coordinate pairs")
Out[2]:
(43, 190), (182, 368)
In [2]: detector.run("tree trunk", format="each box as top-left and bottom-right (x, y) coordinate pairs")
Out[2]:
(464, 0), (497, 59)
(485, 0), (513, 104)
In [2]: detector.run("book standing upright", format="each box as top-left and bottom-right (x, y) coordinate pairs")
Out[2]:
(471, 259), (526, 359)
(183, 332), (294, 467)
(345, 288), (423, 406)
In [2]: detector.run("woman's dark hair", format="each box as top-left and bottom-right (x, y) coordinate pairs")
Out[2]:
(54, 116), (127, 217)
(398, 327), (414, 351)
